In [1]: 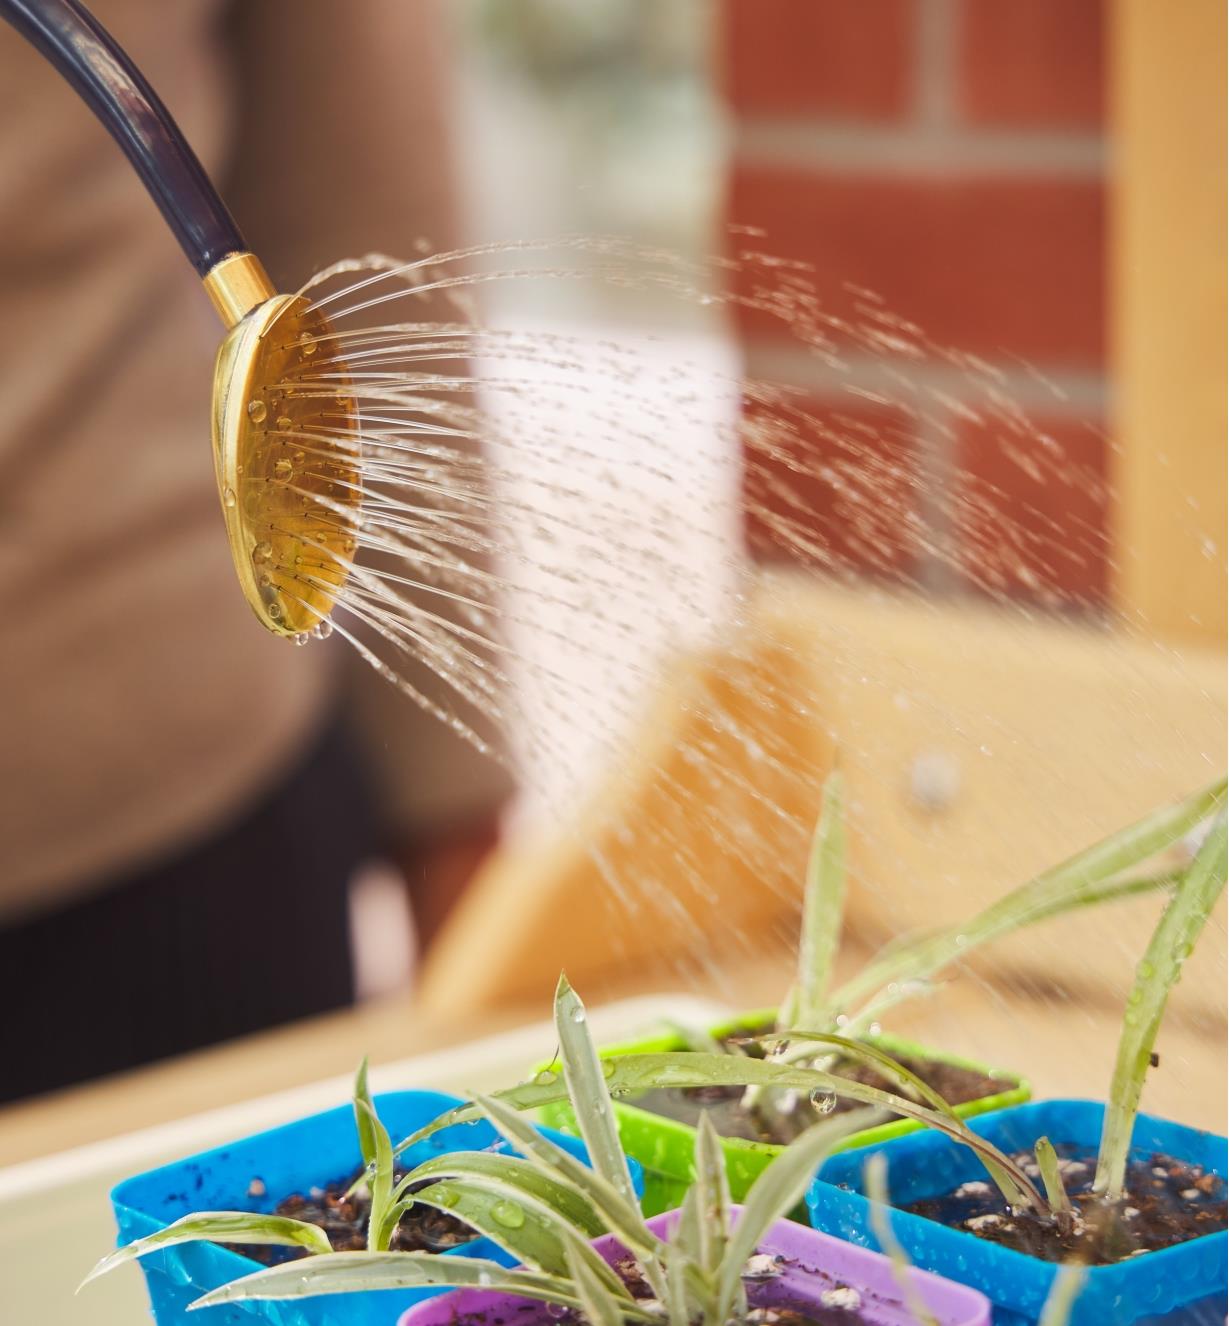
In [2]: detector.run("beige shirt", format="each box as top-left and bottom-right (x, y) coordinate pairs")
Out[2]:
(0, 1), (509, 919)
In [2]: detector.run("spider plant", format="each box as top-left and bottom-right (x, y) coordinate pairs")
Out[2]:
(188, 975), (959, 1323)
(386, 978), (1053, 1219)
(739, 773), (1225, 1129)
(82, 1057), (425, 1285)
(864, 1152), (1086, 1326)
(1092, 807), (1227, 1200)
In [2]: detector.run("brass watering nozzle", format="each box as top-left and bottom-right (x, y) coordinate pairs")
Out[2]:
(205, 257), (360, 638)
(4, 0), (360, 639)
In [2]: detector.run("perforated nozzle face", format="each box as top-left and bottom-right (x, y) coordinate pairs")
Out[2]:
(211, 296), (360, 638)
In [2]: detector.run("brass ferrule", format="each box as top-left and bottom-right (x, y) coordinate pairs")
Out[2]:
(203, 252), (277, 328)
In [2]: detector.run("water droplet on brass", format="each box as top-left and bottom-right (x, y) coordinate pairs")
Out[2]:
(252, 541), (273, 565)
(246, 399), (267, 423)
(222, 486), (237, 508)
(273, 458), (294, 484)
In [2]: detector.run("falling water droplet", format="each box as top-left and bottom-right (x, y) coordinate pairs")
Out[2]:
(246, 399), (267, 423)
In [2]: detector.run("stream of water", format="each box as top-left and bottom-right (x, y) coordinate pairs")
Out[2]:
(270, 235), (1224, 1008)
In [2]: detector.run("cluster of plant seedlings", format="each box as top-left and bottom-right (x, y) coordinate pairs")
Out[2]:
(622, 772), (1222, 1149)
(86, 978), (912, 1324)
(85, 777), (1227, 1324)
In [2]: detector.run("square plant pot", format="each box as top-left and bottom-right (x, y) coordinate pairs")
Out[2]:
(538, 1007), (1028, 1216)
(807, 1099), (1228, 1326)
(111, 1089), (641, 1326)
(399, 1204), (991, 1326)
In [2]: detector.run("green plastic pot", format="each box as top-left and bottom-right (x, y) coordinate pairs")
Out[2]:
(537, 1007), (1030, 1216)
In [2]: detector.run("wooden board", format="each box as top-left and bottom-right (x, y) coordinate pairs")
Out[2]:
(420, 576), (1226, 1025)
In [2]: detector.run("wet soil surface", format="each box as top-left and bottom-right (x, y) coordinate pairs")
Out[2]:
(632, 1030), (1008, 1145)
(234, 1169), (477, 1266)
(904, 1147), (1227, 1264)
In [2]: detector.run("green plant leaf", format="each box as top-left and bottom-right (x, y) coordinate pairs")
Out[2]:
(81, 1213), (332, 1289)
(1035, 1137), (1073, 1216)
(663, 1237), (694, 1326)
(462, 1090), (659, 1264)
(189, 1251), (593, 1312)
(1094, 808), (1227, 1198)
(354, 1057), (377, 1169)
(748, 1029), (1033, 1210)
(406, 1176), (628, 1298)
(1038, 1264), (1087, 1326)
(393, 1150), (604, 1239)
(553, 974), (639, 1210)
(564, 1237), (625, 1326)
(755, 1029), (959, 1120)
(830, 777), (1226, 1025)
(863, 1154), (938, 1326)
(789, 772), (847, 1030)
(692, 1111), (730, 1283)
(664, 1235), (700, 1326)
(670, 1184), (704, 1278)
(714, 1106), (883, 1322)
(355, 1098), (395, 1251)
(392, 1051), (1044, 1215)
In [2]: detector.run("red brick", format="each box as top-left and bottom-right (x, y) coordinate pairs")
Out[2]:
(729, 166), (1105, 366)
(722, 0), (915, 120)
(952, 414), (1109, 604)
(741, 393), (923, 578)
(957, 0), (1105, 128)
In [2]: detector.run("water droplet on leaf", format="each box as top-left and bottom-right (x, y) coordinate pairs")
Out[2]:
(491, 1200), (525, 1229)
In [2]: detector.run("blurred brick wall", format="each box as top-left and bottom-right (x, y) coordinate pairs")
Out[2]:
(724, 0), (1108, 605)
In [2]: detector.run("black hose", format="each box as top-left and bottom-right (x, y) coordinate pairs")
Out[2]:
(1, 0), (246, 275)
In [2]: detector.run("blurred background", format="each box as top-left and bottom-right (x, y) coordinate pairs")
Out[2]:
(0, 0), (1223, 1137)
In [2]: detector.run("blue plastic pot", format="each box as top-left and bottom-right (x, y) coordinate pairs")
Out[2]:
(111, 1089), (642, 1326)
(806, 1100), (1227, 1326)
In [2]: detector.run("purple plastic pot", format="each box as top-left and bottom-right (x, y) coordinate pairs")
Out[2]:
(399, 1205), (990, 1326)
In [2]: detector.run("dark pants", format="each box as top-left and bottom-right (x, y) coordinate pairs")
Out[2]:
(0, 719), (379, 1105)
